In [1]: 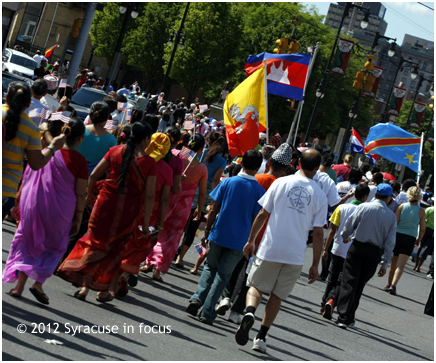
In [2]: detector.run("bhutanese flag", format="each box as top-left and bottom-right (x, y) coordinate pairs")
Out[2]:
(224, 67), (265, 158)
(45, 44), (58, 59)
(245, 52), (311, 101)
(364, 123), (422, 173)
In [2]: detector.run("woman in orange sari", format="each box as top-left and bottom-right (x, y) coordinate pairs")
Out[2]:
(57, 122), (156, 302)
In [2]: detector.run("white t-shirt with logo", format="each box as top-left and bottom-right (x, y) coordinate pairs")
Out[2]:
(336, 181), (357, 203)
(256, 174), (328, 265)
(298, 170), (341, 207)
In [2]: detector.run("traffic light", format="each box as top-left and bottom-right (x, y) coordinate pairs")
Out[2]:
(364, 54), (376, 72)
(363, 74), (376, 93)
(353, 71), (365, 90)
(288, 41), (300, 54)
(70, 18), (83, 39)
(273, 38), (289, 54)
(430, 96), (434, 112)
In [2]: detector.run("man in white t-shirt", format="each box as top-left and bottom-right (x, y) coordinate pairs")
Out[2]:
(235, 149), (328, 353)
(366, 172), (383, 202)
(320, 183), (370, 320)
(336, 168), (362, 204)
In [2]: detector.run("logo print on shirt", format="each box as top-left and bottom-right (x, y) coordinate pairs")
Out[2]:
(288, 186), (311, 213)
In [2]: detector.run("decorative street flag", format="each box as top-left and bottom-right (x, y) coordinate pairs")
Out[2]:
(408, 101), (426, 129)
(330, 38), (355, 77)
(245, 52), (310, 101)
(364, 123), (422, 173)
(45, 44), (59, 59)
(224, 66), (265, 157)
(387, 86), (407, 117)
(363, 66), (383, 99)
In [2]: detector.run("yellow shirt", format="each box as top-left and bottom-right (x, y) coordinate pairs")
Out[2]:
(2, 105), (41, 198)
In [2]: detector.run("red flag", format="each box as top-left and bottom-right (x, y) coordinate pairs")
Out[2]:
(45, 44), (59, 59)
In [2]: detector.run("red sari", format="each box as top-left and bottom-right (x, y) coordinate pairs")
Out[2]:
(57, 145), (156, 291)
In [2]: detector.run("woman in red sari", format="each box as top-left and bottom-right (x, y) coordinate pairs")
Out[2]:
(57, 122), (156, 302)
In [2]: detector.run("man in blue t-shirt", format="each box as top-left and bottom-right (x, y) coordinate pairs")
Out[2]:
(186, 150), (265, 325)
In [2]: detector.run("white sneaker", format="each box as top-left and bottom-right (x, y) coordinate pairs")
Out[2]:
(252, 337), (267, 353)
(228, 311), (241, 324)
(215, 297), (231, 315)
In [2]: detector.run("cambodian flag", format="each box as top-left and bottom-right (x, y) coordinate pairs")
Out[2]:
(350, 128), (365, 154)
(245, 52), (311, 101)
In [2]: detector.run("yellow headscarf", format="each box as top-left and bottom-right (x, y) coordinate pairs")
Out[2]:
(145, 133), (171, 162)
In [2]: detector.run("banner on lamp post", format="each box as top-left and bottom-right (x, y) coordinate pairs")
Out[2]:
(387, 86), (407, 117)
(330, 38), (354, 77)
(363, 66), (383, 99)
(427, 122), (434, 143)
(408, 101), (426, 129)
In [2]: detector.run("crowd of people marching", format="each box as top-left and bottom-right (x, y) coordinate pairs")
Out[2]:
(2, 73), (434, 354)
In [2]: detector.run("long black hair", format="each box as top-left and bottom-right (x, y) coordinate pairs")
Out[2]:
(5, 81), (32, 141)
(118, 122), (153, 191)
(204, 131), (224, 164)
(163, 126), (181, 163)
(64, 117), (86, 146)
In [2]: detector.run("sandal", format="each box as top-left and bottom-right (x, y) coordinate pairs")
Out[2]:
(174, 262), (184, 270)
(139, 265), (153, 273)
(29, 287), (49, 305)
(7, 289), (22, 298)
(73, 290), (86, 301)
(117, 277), (129, 298)
(152, 274), (164, 283)
(189, 269), (198, 275)
(96, 292), (114, 303)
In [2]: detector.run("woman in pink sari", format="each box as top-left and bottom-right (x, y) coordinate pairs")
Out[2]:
(145, 133), (208, 281)
(3, 118), (87, 305)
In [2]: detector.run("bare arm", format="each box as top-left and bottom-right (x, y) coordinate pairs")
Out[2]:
(416, 208), (427, 246)
(211, 168), (224, 191)
(323, 224), (338, 260)
(194, 179), (208, 221)
(395, 204), (403, 224)
(26, 134), (66, 170)
(243, 208), (271, 260)
(141, 175), (156, 238)
(201, 200), (221, 245)
(69, 178), (87, 236)
(171, 174), (182, 195)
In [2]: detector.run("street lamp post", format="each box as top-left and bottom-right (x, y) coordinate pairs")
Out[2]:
(380, 56), (418, 123)
(304, 2), (369, 143)
(338, 93), (360, 162)
(105, 3), (139, 90)
(159, 2), (190, 96)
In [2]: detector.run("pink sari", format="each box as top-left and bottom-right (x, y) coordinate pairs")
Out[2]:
(3, 150), (76, 284)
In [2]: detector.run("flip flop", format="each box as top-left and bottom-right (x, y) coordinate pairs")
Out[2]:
(117, 278), (129, 298)
(29, 287), (49, 305)
(96, 292), (114, 303)
(7, 289), (21, 298)
(174, 262), (184, 270)
(73, 290), (86, 301)
(139, 265), (153, 273)
(189, 269), (198, 275)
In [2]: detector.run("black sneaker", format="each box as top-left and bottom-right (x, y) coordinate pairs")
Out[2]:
(186, 301), (201, 317)
(388, 285), (397, 296)
(235, 313), (255, 346)
(323, 299), (334, 320)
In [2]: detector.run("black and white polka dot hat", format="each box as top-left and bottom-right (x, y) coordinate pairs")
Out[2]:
(271, 143), (294, 166)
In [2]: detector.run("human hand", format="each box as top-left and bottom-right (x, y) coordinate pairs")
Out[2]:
(378, 268), (386, 277)
(59, 96), (68, 106)
(181, 174), (187, 182)
(193, 208), (200, 221)
(308, 265), (319, 284)
(69, 220), (81, 236)
(415, 239), (420, 247)
(343, 238), (351, 244)
(322, 251), (328, 261)
(201, 234), (208, 247)
(50, 134), (66, 150)
(243, 242), (255, 260)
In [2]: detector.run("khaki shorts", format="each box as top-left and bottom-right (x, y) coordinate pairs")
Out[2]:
(247, 256), (303, 300)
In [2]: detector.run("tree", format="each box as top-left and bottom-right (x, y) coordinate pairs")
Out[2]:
(163, 3), (243, 103)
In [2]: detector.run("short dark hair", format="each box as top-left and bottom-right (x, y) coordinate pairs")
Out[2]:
(361, 162), (371, 173)
(143, 114), (159, 133)
(57, 84), (73, 100)
(402, 178), (416, 192)
(242, 149), (262, 171)
(103, 96), (117, 114)
(321, 150), (334, 168)
(389, 180), (401, 193)
(115, 94), (127, 103)
(300, 149), (321, 172)
(373, 172), (384, 185)
(270, 158), (289, 172)
(31, 79), (48, 97)
(349, 168), (363, 184)
(355, 183), (370, 200)
(372, 166), (380, 173)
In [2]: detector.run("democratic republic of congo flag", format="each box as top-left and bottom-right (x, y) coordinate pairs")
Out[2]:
(364, 123), (422, 173)
(45, 44), (58, 59)
(245, 52), (311, 101)
(224, 66), (265, 157)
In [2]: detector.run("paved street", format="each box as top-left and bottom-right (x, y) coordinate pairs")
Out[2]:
(2, 219), (434, 361)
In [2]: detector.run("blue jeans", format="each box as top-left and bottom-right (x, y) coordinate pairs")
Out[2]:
(190, 242), (243, 321)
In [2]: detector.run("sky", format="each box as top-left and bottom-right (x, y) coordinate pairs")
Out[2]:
(304, 1), (434, 44)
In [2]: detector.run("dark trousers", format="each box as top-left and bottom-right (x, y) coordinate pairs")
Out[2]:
(418, 227), (434, 260)
(222, 256), (249, 314)
(336, 241), (382, 324)
(321, 254), (345, 306)
(180, 209), (206, 249)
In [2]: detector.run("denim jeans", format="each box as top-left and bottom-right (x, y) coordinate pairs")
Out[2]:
(190, 242), (243, 321)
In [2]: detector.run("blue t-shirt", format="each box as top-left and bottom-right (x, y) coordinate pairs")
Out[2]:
(76, 127), (117, 163)
(208, 174), (265, 251)
(199, 149), (227, 182)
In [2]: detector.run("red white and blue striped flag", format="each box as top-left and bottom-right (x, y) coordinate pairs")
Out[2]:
(28, 108), (50, 121)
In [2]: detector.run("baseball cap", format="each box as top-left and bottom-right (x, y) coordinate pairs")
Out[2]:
(376, 183), (395, 197)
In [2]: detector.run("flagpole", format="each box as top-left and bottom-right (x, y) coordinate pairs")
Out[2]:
(286, 42), (320, 146)
(264, 59), (269, 142)
(417, 132), (424, 183)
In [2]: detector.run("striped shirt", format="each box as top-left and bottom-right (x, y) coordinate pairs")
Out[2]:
(2, 105), (42, 198)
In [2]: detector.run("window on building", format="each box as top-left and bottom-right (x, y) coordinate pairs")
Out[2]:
(16, 3), (44, 43)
